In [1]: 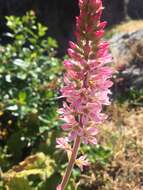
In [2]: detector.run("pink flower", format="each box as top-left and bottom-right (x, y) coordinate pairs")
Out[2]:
(98, 21), (107, 29)
(56, 185), (61, 190)
(79, 127), (98, 145)
(61, 122), (82, 141)
(76, 155), (89, 171)
(95, 30), (104, 38)
(80, 102), (102, 125)
(69, 41), (79, 50)
(56, 137), (71, 151)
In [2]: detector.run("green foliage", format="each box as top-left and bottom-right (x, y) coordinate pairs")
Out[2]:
(2, 153), (55, 190)
(117, 88), (143, 106)
(0, 11), (63, 172)
(82, 145), (112, 166)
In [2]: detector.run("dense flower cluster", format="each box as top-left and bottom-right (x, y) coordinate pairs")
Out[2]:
(57, 0), (113, 174)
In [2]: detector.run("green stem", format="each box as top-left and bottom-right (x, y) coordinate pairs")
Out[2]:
(59, 136), (81, 190)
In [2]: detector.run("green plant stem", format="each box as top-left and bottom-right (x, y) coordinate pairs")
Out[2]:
(60, 136), (81, 190)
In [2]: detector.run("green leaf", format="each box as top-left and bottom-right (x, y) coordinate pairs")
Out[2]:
(47, 37), (58, 48)
(6, 177), (31, 190)
(17, 73), (27, 80)
(18, 91), (27, 104)
(5, 75), (12, 83)
(38, 23), (47, 37)
(13, 59), (25, 67)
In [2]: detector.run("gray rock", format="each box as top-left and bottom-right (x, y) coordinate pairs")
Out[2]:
(110, 30), (143, 99)
(110, 30), (143, 65)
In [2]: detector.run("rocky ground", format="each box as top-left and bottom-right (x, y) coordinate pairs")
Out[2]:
(108, 21), (143, 103)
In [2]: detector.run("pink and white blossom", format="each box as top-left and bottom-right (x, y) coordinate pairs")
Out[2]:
(75, 155), (89, 171)
(58, 0), (113, 144)
(56, 137), (71, 151)
(57, 0), (113, 189)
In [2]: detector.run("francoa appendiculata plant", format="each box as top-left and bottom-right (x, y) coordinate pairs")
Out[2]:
(56, 1), (113, 189)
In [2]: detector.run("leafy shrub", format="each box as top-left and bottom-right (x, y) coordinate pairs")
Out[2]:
(0, 11), (63, 170)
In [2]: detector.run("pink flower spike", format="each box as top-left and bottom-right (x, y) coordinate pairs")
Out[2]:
(56, 0), (114, 189)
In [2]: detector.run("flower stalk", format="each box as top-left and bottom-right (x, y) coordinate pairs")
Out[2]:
(57, 136), (80, 190)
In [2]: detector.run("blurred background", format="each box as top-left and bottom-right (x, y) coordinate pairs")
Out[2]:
(0, 0), (143, 190)
(1, 0), (143, 56)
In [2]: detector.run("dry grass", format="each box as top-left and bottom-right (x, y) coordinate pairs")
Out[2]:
(80, 104), (143, 190)
(112, 20), (143, 34)
(107, 20), (143, 38)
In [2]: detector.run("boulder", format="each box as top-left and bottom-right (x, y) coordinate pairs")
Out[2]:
(110, 30), (143, 99)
